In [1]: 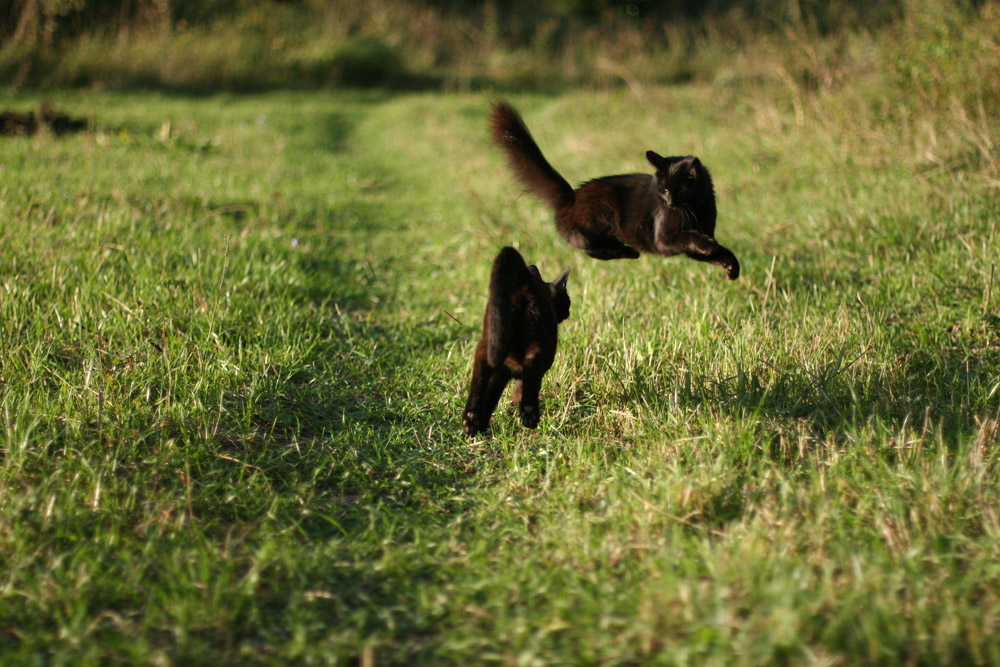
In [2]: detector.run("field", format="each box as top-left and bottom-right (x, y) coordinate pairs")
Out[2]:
(2, 16), (1000, 663)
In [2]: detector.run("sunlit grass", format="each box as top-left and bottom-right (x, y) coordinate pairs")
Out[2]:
(0, 74), (999, 664)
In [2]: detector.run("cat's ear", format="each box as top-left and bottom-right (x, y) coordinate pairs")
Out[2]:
(553, 268), (570, 289)
(528, 265), (542, 282)
(685, 156), (702, 177)
(646, 150), (666, 169)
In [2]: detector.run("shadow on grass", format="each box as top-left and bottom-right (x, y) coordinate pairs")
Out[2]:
(205, 291), (474, 659)
(83, 98), (366, 158)
(674, 338), (1000, 449)
(11, 62), (576, 99)
(204, 153), (475, 537)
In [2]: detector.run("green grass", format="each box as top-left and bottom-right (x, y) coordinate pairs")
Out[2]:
(1, 79), (999, 664)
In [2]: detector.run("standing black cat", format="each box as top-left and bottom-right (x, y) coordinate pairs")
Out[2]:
(490, 101), (740, 280)
(463, 247), (570, 436)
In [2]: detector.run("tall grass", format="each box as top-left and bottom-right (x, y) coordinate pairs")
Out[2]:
(2, 0), (997, 103)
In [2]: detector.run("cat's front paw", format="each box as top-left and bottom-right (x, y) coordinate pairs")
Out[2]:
(463, 410), (484, 436)
(725, 257), (740, 280)
(519, 404), (540, 429)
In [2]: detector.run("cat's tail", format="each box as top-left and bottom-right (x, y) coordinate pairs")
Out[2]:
(490, 101), (575, 213)
(486, 246), (529, 367)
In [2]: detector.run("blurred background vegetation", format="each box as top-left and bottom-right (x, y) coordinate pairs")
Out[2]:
(1, 0), (997, 104)
(2, 0), (998, 179)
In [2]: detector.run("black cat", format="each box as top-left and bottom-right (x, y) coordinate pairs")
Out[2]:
(490, 101), (740, 280)
(463, 247), (570, 436)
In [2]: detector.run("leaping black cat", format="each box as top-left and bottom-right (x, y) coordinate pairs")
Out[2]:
(490, 101), (740, 280)
(463, 247), (570, 436)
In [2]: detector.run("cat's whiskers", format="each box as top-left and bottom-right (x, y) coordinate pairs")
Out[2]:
(666, 201), (698, 228)
(681, 203), (699, 227)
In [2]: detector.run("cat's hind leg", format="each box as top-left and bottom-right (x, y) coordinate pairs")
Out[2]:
(463, 340), (493, 435)
(557, 192), (640, 260)
(477, 365), (512, 431)
(464, 363), (512, 435)
(584, 235), (641, 260)
(515, 371), (544, 429)
(464, 336), (514, 435)
(564, 224), (639, 260)
(510, 380), (523, 406)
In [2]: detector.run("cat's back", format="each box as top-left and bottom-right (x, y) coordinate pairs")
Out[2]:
(570, 173), (659, 243)
(485, 247), (558, 368)
(491, 248), (559, 331)
(489, 247), (532, 298)
(575, 173), (656, 212)
(581, 173), (654, 192)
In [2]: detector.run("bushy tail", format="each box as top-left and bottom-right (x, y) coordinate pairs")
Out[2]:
(486, 246), (530, 367)
(490, 101), (575, 213)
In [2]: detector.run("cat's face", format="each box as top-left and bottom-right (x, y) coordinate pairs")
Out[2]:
(528, 265), (571, 323)
(549, 269), (571, 323)
(646, 151), (717, 235)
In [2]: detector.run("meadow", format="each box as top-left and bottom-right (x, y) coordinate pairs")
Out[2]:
(2, 2), (1000, 664)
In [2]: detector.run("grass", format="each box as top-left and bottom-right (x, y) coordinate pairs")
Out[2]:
(1, 71), (999, 664)
(8, 0), (996, 96)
